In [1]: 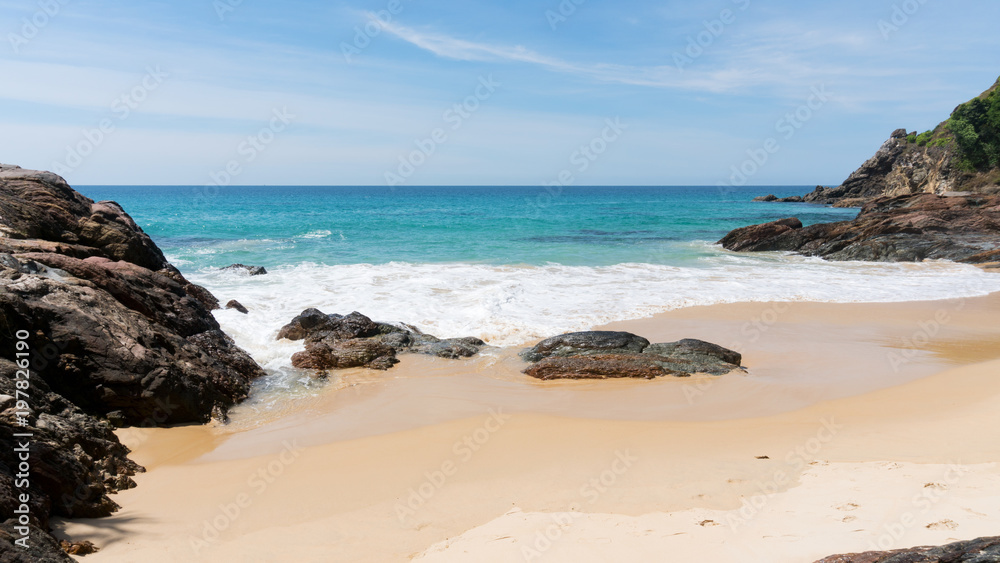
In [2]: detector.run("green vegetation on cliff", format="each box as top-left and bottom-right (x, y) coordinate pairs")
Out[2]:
(902, 77), (1000, 171)
(947, 77), (1000, 170)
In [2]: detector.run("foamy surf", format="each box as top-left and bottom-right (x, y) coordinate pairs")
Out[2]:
(189, 253), (1000, 353)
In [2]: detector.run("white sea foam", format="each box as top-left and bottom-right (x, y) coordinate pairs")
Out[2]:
(298, 230), (333, 239)
(190, 252), (1000, 357)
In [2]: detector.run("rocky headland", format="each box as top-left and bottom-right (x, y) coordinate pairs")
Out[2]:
(759, 76), (1000, 208)
(0, 166), (266, 560)
(720, 193), (1000, 263)
(728, 77), (1000, 265)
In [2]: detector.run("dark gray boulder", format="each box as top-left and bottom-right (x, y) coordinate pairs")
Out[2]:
(519, 331), (651, 363)
(279, 309), (485, 371)
(520, 332), (743, 380)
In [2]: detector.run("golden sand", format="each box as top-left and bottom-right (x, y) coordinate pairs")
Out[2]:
(54, 294), (1000, 562)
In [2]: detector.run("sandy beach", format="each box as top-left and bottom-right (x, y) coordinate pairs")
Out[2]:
(53, 293), (1000, 562)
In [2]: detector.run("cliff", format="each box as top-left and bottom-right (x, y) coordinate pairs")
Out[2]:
(804, 76), (1000, 206)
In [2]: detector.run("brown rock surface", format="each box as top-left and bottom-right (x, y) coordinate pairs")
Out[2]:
(0, 166), (266, 552)
(719, 193), (1000, 263)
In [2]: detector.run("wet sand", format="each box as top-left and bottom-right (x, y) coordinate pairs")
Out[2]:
(54, 293), (1000, 562)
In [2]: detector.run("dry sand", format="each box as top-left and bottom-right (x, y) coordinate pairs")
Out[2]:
(53, 294), (1000, 562)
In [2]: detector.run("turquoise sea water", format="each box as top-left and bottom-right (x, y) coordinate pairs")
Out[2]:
(78, 185), (857, 269)
(74, 185), (1000, 353)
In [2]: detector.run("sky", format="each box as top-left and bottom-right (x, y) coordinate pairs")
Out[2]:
(0, 0), (998, 186)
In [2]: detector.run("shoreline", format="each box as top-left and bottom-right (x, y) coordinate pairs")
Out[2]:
(52, 291), (1000, 562)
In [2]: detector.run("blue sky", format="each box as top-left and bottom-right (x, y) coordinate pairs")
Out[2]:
(1, 0), (998, 186)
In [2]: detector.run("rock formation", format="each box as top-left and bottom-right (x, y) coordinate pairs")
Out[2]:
(720, 193), (1000, 263)
(277, 309), (486, 371)
(779, 77), (1000, 207)
(222, 263), (267, 276)
(814, 535), (1000, 562)
(225, 299), (249, 314)
(753, 194), (805, 203)
(0, 166), (266, 555)
(519, 331), (743, 380)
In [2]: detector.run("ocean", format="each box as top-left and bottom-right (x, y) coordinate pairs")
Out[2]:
(77, 185), (1000, 386)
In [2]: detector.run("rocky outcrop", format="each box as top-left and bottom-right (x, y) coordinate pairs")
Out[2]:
(222, 263), (267, 276)
(278, 309), (486, 371)
(753, 194), (804, 203)
(802, 128), (967, 207)
(717, 218), (802, 252)
(0, 166), (266, 553)
(0, 167), (266, 425)
(814, 535), (1000, 562)
(776, 77), (1000, 207)
(519, 332), (743, 380)
(719, 193), (1000, 263)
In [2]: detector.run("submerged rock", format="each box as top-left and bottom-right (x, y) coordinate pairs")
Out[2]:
(719, 193), (1000, 263)
(278, 309), (486, 371)
(222, 263), (267, 276)
(520, 331), (743, 380)
(225, 299), (249, 314)
(752, 194), (804, 203)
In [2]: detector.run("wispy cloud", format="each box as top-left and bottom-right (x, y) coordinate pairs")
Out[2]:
(379, 19), (769, 94)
